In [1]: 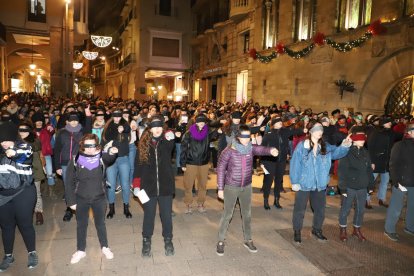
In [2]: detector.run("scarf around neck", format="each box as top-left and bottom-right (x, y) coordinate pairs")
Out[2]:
(189, 124), (208, 141)
(65, 124), (82, 133)
(232, 140), (252, 155)
(77, 153), (101, 171)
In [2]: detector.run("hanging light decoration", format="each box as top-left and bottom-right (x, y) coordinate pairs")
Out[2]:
(73, 62), (83, 70)
(82, 51), (99, 60)
(29, 71), (36, 76)
(29, 36), (36, 70)
(91, 35), (112, 48)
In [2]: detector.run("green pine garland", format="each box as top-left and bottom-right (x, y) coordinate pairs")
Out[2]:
(325, 32), (373, 52)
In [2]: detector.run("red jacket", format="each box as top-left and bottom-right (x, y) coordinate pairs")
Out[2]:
(36, 125), (54, 156)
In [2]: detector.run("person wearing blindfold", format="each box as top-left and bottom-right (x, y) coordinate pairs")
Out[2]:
(92, 111), (106, 143)
(290, 120), (352, 244)
(18, 123), (46, 226)
(0, 121), (38, 272)
(64, 134), (118, 264)
(132, 115), (176, 257)
(338, 128), (375, 242)
(216, 124), (278, 256)
(102, 109), (132, 219)
(384, 124), (414, 242)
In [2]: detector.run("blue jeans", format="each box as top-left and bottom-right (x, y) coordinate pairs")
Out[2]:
(128, 144), (137, 185)
(175, 143), (181, 168)
(367, 172), (389, 201)
(385, 186), (414, 233)
(106, 156), (130, 204)
(44, 155), (55, 186)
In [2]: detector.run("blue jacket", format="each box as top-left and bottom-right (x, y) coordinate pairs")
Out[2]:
(289, 139), (349, 191)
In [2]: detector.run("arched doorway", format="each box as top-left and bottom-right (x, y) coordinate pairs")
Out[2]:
(384, 76), (413, 116)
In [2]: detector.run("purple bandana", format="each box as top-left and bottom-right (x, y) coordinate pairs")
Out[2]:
(189, 124), (209, 141)
(77, 153), (101, 171)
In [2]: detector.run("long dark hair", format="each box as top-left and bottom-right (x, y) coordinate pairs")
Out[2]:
(138, 115), (166, 164)
(306, 120), (327, 155)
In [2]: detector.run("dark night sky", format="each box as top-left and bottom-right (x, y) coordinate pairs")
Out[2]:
(89, 0), (126, 34)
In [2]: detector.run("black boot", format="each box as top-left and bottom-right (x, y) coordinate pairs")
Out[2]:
(142, 237), (152, 257)
(264, 198), (271, 210)
(106, 203), (115, 219)
(123, 203), (132, 218)
(63, 207), (73, 222)
(312, 228), (328, 242)
(273, 197), (283, 209)
(164, 237), (175, 256)
(294, 230), (301, 244)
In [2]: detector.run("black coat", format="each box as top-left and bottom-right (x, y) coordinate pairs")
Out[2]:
(64, 152), (117, 206)
(261, 127), (303, 163)
(367, 128), (402, 173)
(180, 126), (217, 167)
(323, 125), (346, 146)
(134, 137), (175, 197)
(103, 120), (131, 157)
(338, 146), (375, 191)
(389, 138), (414, 187)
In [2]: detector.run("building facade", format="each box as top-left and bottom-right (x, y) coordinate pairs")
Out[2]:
(192, 0), (414, 115)
(0, 0), (89, 97)
(92, 0), (193, 100)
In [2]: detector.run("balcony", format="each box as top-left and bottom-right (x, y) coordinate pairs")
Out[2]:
(229, 0), (254, 21)
(118, 53), (136, 70)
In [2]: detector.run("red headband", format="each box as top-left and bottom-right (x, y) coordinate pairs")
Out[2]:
(351, 133), (366, 142)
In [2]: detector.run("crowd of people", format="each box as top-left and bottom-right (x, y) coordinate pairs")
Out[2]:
(0, 92), (412, 271)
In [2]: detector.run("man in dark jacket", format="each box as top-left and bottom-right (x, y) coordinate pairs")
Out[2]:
(261, 117), (305, 209)
(367, 117), (402, 208)
(384, 124), (414, 241)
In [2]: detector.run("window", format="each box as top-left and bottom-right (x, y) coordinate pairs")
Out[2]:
(262, 0), (279, 49)
(337, 0), (372, 31)
(28, 0), (46, 23)
(159, 0), (172, 16)
(403, 0), (414, 17)
(293, 0), (317, 41)
(243, 32), (250, 53)
(152, 38), (179, 57)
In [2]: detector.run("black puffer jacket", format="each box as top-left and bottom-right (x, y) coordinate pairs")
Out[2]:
(367, 128), (402, 173)
(389, 138), (414, 187)
(64, 151), (117, 206)
(261, 127), (303, 162)
(338, 145), (375, 191)
(134, 136), (175, 197)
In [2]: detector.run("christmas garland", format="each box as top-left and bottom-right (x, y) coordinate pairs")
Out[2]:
(249, 19), (386, 63)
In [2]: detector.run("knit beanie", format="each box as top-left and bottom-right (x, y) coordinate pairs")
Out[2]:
(0, 121), (18, 142)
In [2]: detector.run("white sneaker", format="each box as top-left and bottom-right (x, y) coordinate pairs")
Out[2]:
(70, 251), (86, 264)
(102, 247), (114, 260)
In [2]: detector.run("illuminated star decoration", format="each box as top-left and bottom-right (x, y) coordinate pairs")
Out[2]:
(91, 35), (112, 48)
(73, 62), (83, 70)
(82, 51), (99, 60)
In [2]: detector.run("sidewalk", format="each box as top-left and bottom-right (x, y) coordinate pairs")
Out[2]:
(0, 172), (412, 275)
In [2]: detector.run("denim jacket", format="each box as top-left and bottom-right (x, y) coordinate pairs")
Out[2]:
(289, 139), (349, 191)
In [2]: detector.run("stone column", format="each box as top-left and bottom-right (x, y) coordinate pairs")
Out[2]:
(264, 0), (273, 48)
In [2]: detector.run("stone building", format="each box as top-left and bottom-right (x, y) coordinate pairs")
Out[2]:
(0, 0), (89, 97)
(92, 0), (193, 100)
(192, 0), (414, 115)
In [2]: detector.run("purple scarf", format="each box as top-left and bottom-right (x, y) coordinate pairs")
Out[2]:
(189, 124), (209, 141)
(77, 153), (101, 171)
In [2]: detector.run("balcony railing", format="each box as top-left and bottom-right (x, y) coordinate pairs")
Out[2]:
(229, 0), (254, 19)
(118, 53), (136, 69)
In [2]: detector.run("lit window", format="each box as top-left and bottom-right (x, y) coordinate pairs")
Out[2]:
(263, 0), (279, 49)
(337, 0), (372, 30)
(28, 0), (46, 23)
(293, 0), (317, 41)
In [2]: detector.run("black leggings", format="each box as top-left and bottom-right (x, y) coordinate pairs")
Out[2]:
(0, 185), (37, 254)
(76, 196), (108, 251)
(142, 195), (173, 239)
(262, 161), (286, 199)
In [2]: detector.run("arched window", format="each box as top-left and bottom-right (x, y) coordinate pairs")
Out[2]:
(385, 77), (413, 116)
(293, 0), (317, 41)
(337, 0), (372, 31)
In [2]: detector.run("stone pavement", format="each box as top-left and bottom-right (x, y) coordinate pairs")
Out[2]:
(1, 172), (413, 276)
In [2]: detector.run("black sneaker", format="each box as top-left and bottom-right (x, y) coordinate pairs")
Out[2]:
(164, 238), (175, 256)
(384, 231), (399, 241)
(311, 229), (328, 242)
(63, 209), (73, 222)
(243, 240), (258, 253)
(27, 251), (38, 269)
(216, 241), (224, 256)
(294, 230), (302, 244)
(0, 255), (14, 272)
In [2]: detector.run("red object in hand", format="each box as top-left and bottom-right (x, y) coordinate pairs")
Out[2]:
(132, 178), (141, 189)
